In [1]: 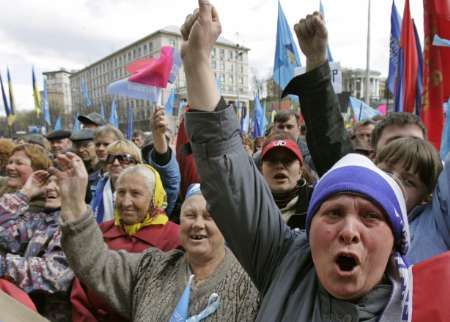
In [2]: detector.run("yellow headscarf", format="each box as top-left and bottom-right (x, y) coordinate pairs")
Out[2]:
(114, 164), (169, 235)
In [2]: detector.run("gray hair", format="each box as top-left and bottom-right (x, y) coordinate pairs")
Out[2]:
(116, 165), (155, 195)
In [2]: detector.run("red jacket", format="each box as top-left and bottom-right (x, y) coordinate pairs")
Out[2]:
(71, 220), (180, 322)
(176, 112), (200, 198)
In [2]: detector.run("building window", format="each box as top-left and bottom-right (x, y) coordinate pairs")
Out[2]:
(128, 52), (132, 61)
(211, 61), (217, 69)
(149, 42), (153, 54)
(138, 47), (141, 57)
(211, 48), (216, 58)
(228, 50), (233, 60)
(220, 48), (225, 60)
(143, 44), (148, 54)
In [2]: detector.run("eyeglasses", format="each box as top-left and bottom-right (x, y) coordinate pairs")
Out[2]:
(106, 153), (137, 165)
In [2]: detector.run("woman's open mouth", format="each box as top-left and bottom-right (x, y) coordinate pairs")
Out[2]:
(335, 252), (360, 273)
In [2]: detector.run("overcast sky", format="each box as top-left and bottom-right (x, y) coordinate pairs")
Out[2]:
(0, 0), (424, 113)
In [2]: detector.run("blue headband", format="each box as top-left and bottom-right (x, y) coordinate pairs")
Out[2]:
(306, 154), (409, 255)
(185, 183), (202, 200)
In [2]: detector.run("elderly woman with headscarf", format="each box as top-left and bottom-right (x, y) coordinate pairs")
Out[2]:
(175, 2), (450, 321)
(71, 164), (180, 322)
(54, 151), (259, 321)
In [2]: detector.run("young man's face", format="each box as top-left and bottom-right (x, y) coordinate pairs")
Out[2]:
(375, 124), (424, 153)
(274, 116), (300, 141)
(354, 124), (375, 146)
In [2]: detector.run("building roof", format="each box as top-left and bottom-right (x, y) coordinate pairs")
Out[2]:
(70, 25), (249, 77)
(43, 68), (73, 76)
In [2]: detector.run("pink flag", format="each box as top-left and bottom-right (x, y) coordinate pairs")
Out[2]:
(377, 104), (387, 116)
(107, 46), (181, 103)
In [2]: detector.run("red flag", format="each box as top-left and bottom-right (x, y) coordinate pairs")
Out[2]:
(421, 0), (450, 149)
(400, 0), (418, 113)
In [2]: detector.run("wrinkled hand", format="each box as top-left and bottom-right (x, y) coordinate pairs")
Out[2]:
(294, 12), (328, 70)
(151, 107), (168, 138)
(151, 107), (169, 154)
(180, 0), (222, 66)
(20, 170), (49, 200)
(50, 152), (88, 221)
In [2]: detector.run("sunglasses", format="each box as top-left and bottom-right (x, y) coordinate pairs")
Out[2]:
(106, 153), (137, 165)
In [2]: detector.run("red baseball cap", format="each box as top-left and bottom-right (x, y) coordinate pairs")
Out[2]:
(261, 139), (303, 164)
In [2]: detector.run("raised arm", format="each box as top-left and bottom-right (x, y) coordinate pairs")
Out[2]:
(283, 13), (353, 176)
(181, 0), (294, 292)
(149, 107), (181, 215)
(55, 153), (142, 319)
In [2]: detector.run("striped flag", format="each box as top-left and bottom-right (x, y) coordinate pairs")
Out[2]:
(32, 67), (41, 116)
(6, 68), (16, 125)
(42, 78), (51, 126)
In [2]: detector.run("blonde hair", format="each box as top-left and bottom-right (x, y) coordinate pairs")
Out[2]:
(11, 144), (52, 170)
(0, 139), (16, 155)
(106, 140), (143, 163)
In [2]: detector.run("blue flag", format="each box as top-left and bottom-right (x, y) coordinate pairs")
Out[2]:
(441, 98), (450, 159)
(42, 79), (51, 126)
(127, 105), (133, 140)
(165, 90), (175, 116)
(273, 1), (301, 90)
(319, 0), (334, 62)
(73, 112), (81, 131)
(100, 100), (105, 118)
(387, 0), (402, 96)
(253, 95), (265, 137)
(0, 72), (10, 117)
(169, 275), (193, 322)
(54, 115), (62, 131)
(80, 79), (92, 107)
(240, 104), (250, 134)
(413, 20), (423, 116)
(433, 34), (450, 47)
(394, 48), (405, 112)
(349, 96), (380, 121)
(109, 99), (118, 128)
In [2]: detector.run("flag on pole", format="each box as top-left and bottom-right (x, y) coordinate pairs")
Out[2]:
(396, 0), (418, 113)
(127, 105), (133, 140)
(440, 98), (450, 159)
(42, 78), (51, 126)
(412, 20), (423, 116)
(6, 68), (15, 116)
(108, 46), (182, 104)
(100, 100), (106, 118)
(240, 104), (250, 134)
(421, 0), (450, 149)
(386, 0), (402, 95)
(0, 73), (11, 120)
(319, 0), (334, 62)
(273, 1), (301, 90)
(54, 115), (62, 131)
(109, 99), (118, 128)
(6, 68), (16, 125)
(253, 95), (265, 137)
(32, 66), (41, 116)
(349, 96), (380, 121)
(73, 113), (81, 131)
(80, 79), (92, 107)
(165, 89), (175, 116)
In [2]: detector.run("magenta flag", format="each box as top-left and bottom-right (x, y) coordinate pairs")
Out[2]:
(377, 104), (387, 116)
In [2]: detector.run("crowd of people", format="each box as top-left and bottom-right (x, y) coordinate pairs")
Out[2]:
(1, 1), (450, 321)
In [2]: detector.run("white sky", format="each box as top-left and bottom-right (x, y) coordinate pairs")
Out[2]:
(0, 0), (424, 113)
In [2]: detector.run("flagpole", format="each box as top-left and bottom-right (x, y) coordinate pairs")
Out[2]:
(364, 0), (372, 105)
